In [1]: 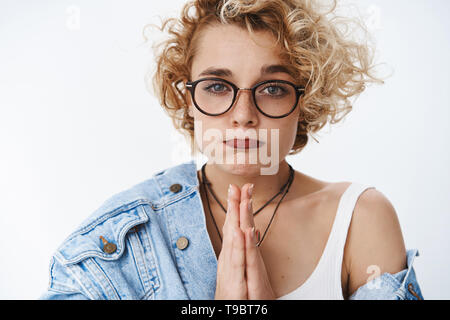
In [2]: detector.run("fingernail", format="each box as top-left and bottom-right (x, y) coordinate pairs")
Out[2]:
(247, 199), (253, 212)
(248, 184), (254, 197)
(251, 227), (255, 239)
(228, 184), (232, 195)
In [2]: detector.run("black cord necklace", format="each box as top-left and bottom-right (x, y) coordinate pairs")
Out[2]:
(200, 163), (294, 247)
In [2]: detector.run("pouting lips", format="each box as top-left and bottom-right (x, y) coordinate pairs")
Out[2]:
(223, 138), (264, 149)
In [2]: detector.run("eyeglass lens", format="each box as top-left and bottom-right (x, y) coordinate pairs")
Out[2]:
(193, 79), (297, 117)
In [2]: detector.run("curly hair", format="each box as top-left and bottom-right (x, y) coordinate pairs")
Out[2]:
(144, 0), (383, 156)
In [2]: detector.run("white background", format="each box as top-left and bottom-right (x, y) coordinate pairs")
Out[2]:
(0, 0), (449, 299)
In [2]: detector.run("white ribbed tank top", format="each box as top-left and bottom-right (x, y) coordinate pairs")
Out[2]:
(276, 183), (375, 300)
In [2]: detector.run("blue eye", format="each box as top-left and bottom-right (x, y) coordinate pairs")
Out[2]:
(267, 86), (281, 95)
(213, 84), (225, 92)
(202, 81), (233, 95)
(205, 83), (229, 93)
(260, 84), (287, 97)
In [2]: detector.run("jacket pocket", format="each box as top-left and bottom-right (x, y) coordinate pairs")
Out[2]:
(125, 223), (161, 299)
(52, 202), (160, 299)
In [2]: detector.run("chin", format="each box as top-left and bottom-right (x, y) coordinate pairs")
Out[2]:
(202, 141), (286, 176)
(215, 162), (262, 177)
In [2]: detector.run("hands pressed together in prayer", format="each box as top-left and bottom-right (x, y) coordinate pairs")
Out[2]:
(214, 183), (276, 300)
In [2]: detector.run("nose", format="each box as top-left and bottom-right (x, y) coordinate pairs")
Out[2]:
(229, 89), (259, 128)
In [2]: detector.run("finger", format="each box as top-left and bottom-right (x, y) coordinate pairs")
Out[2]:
(245, 227), (273, 299)
(240, 183), (255, 232)
(231, 226), (246, 283)
(245, 227), (259, 270)
(220, 221), (233, 267)
(221, 184), (241, 264)
(226, 184), (241, 231)
(221, 186), (234, 263)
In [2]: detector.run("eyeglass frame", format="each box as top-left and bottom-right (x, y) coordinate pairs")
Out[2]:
(186, 77), (305, 119)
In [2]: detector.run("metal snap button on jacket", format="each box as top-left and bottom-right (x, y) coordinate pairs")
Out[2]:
(170, 183), (182, 193)
(99, 236), (117, 254)
(176, 236), (189, 250)
(408, 283), (422, 300)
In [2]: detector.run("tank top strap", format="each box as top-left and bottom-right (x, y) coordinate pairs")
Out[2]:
(324, 182), (376, 295)
(277, 182), (376, 300)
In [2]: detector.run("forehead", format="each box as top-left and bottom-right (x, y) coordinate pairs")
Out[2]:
(191, 23), (288, 79)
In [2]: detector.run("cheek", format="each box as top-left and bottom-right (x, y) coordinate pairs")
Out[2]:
(268, 118), (299, 151)
(285, 119), (299, 140)
(193, 116), (223, 151)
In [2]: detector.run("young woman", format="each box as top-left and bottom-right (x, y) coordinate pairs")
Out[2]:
(40, 0), (424, 300)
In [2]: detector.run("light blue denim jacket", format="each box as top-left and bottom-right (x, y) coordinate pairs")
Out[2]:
(40, 160), (424, 300)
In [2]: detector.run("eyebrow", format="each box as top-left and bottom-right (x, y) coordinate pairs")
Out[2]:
(198, 67), (232, 77)
(197, 64), (295, 78)
(260, 64), (295, 77)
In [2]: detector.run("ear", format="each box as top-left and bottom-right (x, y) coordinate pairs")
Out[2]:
(188, 104), (194, 118)
(186, 90), (194, 117)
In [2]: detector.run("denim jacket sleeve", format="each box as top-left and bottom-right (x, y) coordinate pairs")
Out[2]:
(349, 248), (424, 300)
(39, 256), (90, 300)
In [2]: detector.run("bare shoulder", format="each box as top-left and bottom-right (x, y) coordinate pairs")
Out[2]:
(343, 186), (407, 297)
(291, 176), (408, 297)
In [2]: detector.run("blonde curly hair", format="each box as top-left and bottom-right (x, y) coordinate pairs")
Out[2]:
(144, 0), (383, 156)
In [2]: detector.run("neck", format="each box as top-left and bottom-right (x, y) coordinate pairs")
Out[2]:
(199, 159), (292, 210)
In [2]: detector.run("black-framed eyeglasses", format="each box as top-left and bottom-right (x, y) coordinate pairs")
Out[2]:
(186, 77), (305, 118)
